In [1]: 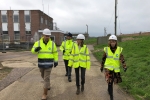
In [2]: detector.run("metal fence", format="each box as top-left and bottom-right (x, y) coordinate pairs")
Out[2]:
(0, 35), (34, 52)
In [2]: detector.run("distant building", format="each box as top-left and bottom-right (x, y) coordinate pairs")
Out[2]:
(0, 10), (64, 46)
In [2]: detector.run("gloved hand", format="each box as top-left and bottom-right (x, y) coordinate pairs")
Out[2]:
(54, 62), (58, 67)
(100, 67), (103, 72)
(35, 47), (41, 52)
(123, 67), (127, 72)
(63, 50), (65, 55)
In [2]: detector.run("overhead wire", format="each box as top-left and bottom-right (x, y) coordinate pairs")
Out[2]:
(106, 9), (115, 29)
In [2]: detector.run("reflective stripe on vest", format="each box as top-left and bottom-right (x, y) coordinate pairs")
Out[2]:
(104, 47), (122, 72)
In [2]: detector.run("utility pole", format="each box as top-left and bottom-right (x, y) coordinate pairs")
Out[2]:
(115, 0), (118, 35)
(104, 27), (107, 36)
(86, 24), (88, 34)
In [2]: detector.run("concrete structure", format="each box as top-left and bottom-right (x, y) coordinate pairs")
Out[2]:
(97, 36), (122, 45)
(0, 10), (64, 46)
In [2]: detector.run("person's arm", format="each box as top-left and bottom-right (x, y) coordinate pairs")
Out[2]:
(59, 41), (65, 52)
(100, 52), (107, 72)
(31, 41), (39, 54)
(53, 42), (58, 67)
(68, 44), (75, 67)
(86, 46), (90, 70)
(120, 53), (127, 72)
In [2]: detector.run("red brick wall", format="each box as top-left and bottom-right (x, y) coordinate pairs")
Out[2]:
(7, 10), (14, 42)
(0, 10), (61, 44)
(51, 32), (64, 46)
(31, 10), (40, 39)
(19, 10), (26, 42)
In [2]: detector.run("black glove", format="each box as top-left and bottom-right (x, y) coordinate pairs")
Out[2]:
(54, 62), (58, 67)
(63, 50), (65, 55)
(124, 67), (127, 72)
(100, 67), (103, 72)
(35, 47), (41, 52)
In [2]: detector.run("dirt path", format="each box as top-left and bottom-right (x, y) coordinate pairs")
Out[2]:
(0, 46), (134, 100)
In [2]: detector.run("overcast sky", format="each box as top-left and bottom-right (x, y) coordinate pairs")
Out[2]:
(0, 0), (150, 36)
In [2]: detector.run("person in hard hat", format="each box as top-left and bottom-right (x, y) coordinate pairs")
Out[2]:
(100, 35), (127, 100)
(68, 34), (91, 95)
(60, 32), (74, 82)
(31, 28), (58, 100)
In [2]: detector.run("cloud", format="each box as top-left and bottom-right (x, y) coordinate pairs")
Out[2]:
(0, 0), (150, 36)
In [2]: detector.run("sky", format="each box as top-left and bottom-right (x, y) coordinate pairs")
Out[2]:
(0, 0), (150, 36)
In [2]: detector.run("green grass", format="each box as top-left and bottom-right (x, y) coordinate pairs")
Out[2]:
(84, 37), (97, 45)
(92, 36), (150, 100)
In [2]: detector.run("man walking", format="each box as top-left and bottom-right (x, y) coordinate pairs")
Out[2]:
(60, 32), (74, 82)
(31, 28), (58, 100)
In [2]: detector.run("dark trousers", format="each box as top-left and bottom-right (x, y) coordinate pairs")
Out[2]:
(75, 67), (86, 86)
(107, 71), (114, 99)
(64, 60), (72, 77)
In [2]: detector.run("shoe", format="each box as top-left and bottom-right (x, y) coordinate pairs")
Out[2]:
(65, 73), (68, 76)
(68, 77), (72, 82)
(110, 95), (113, 100)
(76, 86), (80, 95)
(41, 95), (47, 100)
(47, 87), (51, 90)
(81, 85), (84, 92)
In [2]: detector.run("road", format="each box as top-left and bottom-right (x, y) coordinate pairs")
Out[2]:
(0, 45), (134, 100)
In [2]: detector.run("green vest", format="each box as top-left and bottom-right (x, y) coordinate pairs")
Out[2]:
(104, 46), (123, 72)
(31, 37), (58, 68)
(60, 40), (74, 60)
(68, 43), (91, 70)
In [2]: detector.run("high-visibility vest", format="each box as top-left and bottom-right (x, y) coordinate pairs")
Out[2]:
(104, 46), (123, 72)
(68, 43), (91, 69)
(31, 37), (58, 68)
(60, 40), (74, 60)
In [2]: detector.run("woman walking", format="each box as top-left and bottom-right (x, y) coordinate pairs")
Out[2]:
(100, 35), (127, 100)
(68, 34), (91, 95)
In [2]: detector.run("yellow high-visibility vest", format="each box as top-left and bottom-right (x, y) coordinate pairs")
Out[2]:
(104, 46), (123, 72)
(31, 37), (58, 68)
(60, 40), (74, 60)
(68, 43), (91, 69)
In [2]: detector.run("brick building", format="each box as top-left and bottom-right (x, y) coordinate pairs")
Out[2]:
(0, 10), (64, 46)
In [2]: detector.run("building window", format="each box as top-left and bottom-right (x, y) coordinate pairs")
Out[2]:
(45, 20), (47, 25)
(14, 31), (20, 34)
(41, 17), (43, 23)
(3, 35), (9, 40)
(14, 34), (20, 40)
(26, 31), (31, 34)
(1, 15), (7, 23)
(14, 31), (20, 40)
(14, 15), (19, 23)
(3, 31), (8, 34)
(25, 15), (30, 22)
(24, 11), (30, 15)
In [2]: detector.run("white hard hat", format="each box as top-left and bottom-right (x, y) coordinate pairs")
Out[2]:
(109, 35), (117, 40)
(76, 34), (85, 40)
(43, 28), (51, 35)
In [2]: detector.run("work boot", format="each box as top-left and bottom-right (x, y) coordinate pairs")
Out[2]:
(65, 73), (68, 76)
(76, 86), (80, 95)
(110, 95), (113, 100)
(68, 77), (72, 82)
(81, 85), (84, 92)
